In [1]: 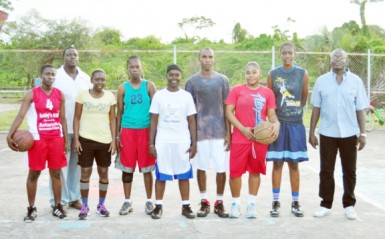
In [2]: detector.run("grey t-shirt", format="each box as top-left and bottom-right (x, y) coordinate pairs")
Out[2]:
(185, 71), (230, 141)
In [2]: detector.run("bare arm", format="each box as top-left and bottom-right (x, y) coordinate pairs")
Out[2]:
(356, 110), (366, 151)
(225, 104), (254, 141)
(59, 93), (69, 153)
(266, 73), (273, 90)
(6, 91), (33, 151)
(301, 71), (309, 108)
(147, 80), (156, 99)
(109, 104), (117, 155)
(73, 102), (83, 155)
(309, 107), (320, 149)
(148, 113), (159, 158)
(187, 114), (197, 159)
(116, 85), (125, 151)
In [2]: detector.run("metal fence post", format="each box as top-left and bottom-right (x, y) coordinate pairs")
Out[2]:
(271, 45), (275, 69)
(173, 45), (177, 64)
(367, 49), (371, 102)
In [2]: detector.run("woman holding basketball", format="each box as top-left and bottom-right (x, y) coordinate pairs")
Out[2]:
(73, 69), (116, 220)
(6, 65), (69, 222)
(225, 61), (279, 218)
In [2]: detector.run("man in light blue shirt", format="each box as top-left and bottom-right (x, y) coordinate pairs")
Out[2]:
(309, 49), (368, 220)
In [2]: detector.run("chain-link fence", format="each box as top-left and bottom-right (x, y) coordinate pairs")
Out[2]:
(1, 49), (384, 104)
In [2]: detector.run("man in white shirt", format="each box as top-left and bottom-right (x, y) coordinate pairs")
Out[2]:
(49, 46), (92, 209)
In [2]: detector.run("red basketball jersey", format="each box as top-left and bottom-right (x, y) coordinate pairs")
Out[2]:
(27, 87), (63, 140)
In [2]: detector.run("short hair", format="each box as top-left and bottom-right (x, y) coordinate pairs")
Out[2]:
(167, 64), (182, 73)
(330, 48), (347, 58)
(280, 42), (295, 52)
(91, 69), (106, 79)
(62, 45), (77, 57)
(245, 61), (260, 70)
(40, 64), (55, 74)
(198, 47), (214, 57)
(127, 55), (140, 65)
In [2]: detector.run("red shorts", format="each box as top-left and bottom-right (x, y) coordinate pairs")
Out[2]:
(28, 137), (67, 170)
(229, 142), (268, 178)
(119, 128), (155, 171)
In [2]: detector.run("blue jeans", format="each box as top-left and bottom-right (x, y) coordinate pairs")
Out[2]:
(49, 134), (81, 206)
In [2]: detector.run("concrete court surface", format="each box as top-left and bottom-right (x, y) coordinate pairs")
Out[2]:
(0, 130), (384, 239)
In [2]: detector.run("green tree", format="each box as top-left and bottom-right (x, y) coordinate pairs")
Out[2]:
(232, 22), (247, 43)
(94, 27), (122, 46)
(350, 0), (384, 36)
(177, 16), (215, 43)
(0, 0), (13, 11)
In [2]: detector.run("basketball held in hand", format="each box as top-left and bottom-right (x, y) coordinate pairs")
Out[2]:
(12, 130), (34, 152)
(253, 121), (275, 145)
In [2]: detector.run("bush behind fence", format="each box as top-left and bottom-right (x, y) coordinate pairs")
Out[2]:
(1, 49), (384, 104)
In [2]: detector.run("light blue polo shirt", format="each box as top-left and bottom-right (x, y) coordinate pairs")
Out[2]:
(311, 70), (369, 138)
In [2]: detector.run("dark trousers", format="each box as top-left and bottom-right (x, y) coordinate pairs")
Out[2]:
(319, 135), (357, 209)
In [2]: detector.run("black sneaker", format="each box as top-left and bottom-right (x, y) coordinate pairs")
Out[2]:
(24, 206), (37, 223)
(182, 204), (196, 219)
(151, 204), (163, 219)
(291, 201), (304, 217)
(270, 201), (280, 217)
(52, 204), (68, 220)
(197, 199), (210, 217)
(214, 200), (229, 218)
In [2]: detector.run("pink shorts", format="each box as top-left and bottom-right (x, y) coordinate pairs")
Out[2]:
(229, 142), (268, 178)
(28, 137), (67, 170)
(119, 128), (155, 172)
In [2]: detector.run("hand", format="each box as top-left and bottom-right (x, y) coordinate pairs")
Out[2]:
(148, 145), (157, 158)
(186, 144), (197, 159)
(269, 122), (280, 142)
(224, 132), (231, 151)
(116, 138), (122, 152)
(241, 127), (255, 141)
(309, 134), (318, 149)
(356, 135), (366, 151)
(109, 141), (117, 155)
(6, 135), (19, 151)
(64, 140), (70, 154)
(74, 139), (82, 155)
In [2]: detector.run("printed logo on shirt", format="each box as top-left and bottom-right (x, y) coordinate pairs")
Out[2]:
(251, 93), (266, 126)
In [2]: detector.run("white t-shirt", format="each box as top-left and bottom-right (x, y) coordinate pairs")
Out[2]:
(150, 88), (197, 144)
(53, 66), (92, 134)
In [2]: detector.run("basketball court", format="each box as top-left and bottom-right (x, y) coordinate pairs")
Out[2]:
(0, 110), (384, 238)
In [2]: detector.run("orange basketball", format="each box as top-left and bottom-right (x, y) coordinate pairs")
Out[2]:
(253, 121), (275, 145)
(12, 130), (34, 152)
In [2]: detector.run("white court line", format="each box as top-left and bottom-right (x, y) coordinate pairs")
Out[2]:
(307, 165), (385, 212)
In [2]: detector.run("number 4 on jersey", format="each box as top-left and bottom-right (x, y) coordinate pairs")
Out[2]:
(46, 99), (53, 110)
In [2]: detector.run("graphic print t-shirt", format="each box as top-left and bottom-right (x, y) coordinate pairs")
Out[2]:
(76, 90), (117, 144)
(225, 84), (276, 144)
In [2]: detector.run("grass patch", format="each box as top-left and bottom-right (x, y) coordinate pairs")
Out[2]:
(0, 110), (27, 132)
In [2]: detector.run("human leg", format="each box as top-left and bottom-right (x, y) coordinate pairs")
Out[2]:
(152, 179), (165, 219)
(319, 135), (338, 209)
(97, 166), (110, 217)
(339, 136), (357, 208)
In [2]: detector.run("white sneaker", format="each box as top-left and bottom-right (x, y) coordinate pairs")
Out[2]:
(229, 203), (241, 218)
(344, 206), (357, 220)
(313, 206), (331, 217)
(246, 203), (257, 219)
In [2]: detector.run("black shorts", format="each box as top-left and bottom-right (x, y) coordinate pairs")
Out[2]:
(78, 136), (111, 168)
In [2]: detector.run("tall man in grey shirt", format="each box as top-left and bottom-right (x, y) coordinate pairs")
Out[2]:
(185, 48), (230, 218)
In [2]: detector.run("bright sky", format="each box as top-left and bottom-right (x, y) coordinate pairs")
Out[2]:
(4, 0), (385, 43)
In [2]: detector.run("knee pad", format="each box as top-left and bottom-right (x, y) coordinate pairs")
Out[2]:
(122, 172), (133, 183)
